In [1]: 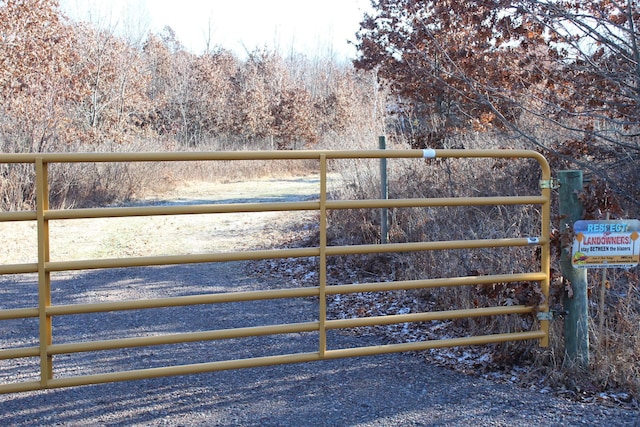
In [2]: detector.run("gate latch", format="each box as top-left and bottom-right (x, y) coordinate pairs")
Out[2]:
(539, 178), (559, 189)
(537, 311), (554, 321)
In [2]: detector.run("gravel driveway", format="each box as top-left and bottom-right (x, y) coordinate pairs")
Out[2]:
(0, 177), (638, 426)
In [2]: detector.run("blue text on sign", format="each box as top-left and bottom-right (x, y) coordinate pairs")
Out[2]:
(586, 223), (629, 233)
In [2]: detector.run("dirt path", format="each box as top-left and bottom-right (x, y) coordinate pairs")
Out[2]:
(0, 176), (324, 263)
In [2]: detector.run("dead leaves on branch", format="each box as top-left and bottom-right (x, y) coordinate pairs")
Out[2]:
(0, 0), (370, 152)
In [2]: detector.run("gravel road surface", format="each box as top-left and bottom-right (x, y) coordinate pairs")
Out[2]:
(0, 177), (638, 426)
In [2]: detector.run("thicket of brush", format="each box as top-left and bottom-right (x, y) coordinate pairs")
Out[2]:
(326, 129), (639, 400)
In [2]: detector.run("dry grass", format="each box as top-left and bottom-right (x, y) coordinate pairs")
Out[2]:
(325, 130), (640, 401)
(0, 138), (318, 211)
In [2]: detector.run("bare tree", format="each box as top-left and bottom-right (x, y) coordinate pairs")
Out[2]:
(354, 0), (639, 207)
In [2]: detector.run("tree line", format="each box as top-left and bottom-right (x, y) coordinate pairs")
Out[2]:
(0, 0), (378, 154)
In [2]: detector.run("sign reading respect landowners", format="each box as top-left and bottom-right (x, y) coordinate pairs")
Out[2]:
(572, 220), (640, 269)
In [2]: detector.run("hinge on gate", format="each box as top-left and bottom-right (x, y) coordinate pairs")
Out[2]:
(537, 311), (554, 321)
(539, 178), (559, 190)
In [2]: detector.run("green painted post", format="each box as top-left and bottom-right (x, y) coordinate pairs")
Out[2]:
(379, 136), (388, 244)
(558, 170), (589, 369)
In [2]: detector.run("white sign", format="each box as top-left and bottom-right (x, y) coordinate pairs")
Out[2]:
(572, 220), (640, 268)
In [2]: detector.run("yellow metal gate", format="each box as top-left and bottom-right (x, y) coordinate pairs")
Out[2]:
(0, 149), (551, 393)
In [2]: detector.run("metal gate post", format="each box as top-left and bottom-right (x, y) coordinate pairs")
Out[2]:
(35, 158), (53, 384)
(318, 154), (328, 357)
(539, 166), (553, 348)
(379, 136), (389, 244)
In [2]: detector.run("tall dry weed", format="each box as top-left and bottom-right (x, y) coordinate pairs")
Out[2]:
(0, 137), (322, 211)
(327, 129), (640, 399)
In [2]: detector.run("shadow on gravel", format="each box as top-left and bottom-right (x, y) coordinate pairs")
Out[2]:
(1, 265), (638, 426)
(2, 349), (637, 426)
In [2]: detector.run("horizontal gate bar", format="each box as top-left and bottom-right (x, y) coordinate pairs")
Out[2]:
(48, 287), (319, 316)
(325, 331), (547, 359)
(0, 330), (545, 394)
(44, 247), (320, 271)
(327, 196), (547, 209)
(48, 321), (321, 355)
(0, 263), (38, 275)
(0, 211), (36, 222)
(0, 273), (546, 321)
(0, 200), (544, 227)
(45, 201), (321, 220)
(326, 237), (546, 256)
(34, 237), (544, 272)
(38, 196), (546, 221)
(50, 272), (547, 316)
(5, 351), (326, 393)
(0, 149), (550, 163)
(47, 306), (536, 355)
(0, 303), (541, 361)
(0, 346), (40, 360)
(327, 272), (548, 294)
(326, 305), (536, 330)
(0, 307), (39, 321)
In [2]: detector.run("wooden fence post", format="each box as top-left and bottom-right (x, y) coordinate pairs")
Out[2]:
(558, 170), (589, 369)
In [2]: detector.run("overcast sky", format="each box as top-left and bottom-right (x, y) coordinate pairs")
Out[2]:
(60, 0), (372, 59)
